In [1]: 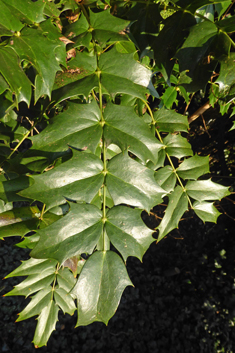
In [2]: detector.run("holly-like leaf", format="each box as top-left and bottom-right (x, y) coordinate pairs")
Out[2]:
(192, 201), (221, 223)
(177, 155), (209, 179)
(152, 11), (196, 83)
(0, 47), (32, 105)
(33, 300), (59, 348)
(19, 151), (104, 209)
(12, 21), (66, 102)
(5, 258), (57, 278)
(54, 287), (76, 315)
(73, 250), (133, 326)
(30, 100), (102, 155)
(104, 103), (162, 164)
(0, 206), (40, 239)
(186, 180), (230, 201)
(99, 48), (158, 99)
(216, 14), (235, 33)
(106, 206), (154, 262)
(0, 176), (34, 203)
(215, 53), (235, 98)
(30, 203), (103, 264)
(155, 166), (176, 193)
(157, 185), (188, 241)
(154, 108), (189, 133)
(1, 0), (45, 25)
(4, 270), (55, 297)
(106, 152), (166, 212)
(163, 134), (193, 159)
(177, 21), (230, 92)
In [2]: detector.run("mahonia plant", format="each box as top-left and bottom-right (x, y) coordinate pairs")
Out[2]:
(0, 0), (234, 347)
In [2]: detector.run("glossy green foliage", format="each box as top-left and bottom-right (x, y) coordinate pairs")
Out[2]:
(0, 0), (233, 348)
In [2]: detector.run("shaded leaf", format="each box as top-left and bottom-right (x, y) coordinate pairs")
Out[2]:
(73, 250), (133, 326)
(215, 53), (235, 98)
(0, 206), (40, 239)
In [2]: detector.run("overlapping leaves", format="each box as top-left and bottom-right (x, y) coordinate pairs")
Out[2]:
(0, 0), (232, 348)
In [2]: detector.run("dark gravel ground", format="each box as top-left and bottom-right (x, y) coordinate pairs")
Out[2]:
(1, 208), (235, 353)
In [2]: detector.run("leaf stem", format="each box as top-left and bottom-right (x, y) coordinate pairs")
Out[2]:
(143, 100), (193, 208)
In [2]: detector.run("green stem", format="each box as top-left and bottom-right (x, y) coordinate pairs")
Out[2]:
(143, 100), (193, 208)
(82, 3), (110, 251)
(0, 129), (31, 168)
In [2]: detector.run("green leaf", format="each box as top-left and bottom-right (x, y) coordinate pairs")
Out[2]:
(177, 155), (210, 180)
(161, 86), (177, 109)
(12, 21), (65, 102)
(4, 271), (55, 297)
(99, 48), (158, 99)
(0, 176), (34, 203)
(30, 100), (102, 155)
(155, 166), (176, 193)
(54, 287), (76, 315)
(106, 152), (166, 212)
(19, 151), (104, 209)
(215, 53), (235, 98)
(106, 206), (154, 262)
(89, 9), (129, 45)
(30, 203), (103, 264)
(163, 134), (193, 159)
(73, 250), (133, 326)
(186, 180), (230, 201)
(54, 51), (97, 89)
(177, 21), (230, 92)
(152, 11), (196, 83)
(154, 108), (189, 133)
(16, 288), (52, 322)
(192, 201), (221, 223)
(6, 258), (57, 278)
(0, 206), (40, 239)
(171, 0), (231, 13)
(33, 300), (59, 348)
(0, 1), (24, 32)
(157, 185), (188, 241)
(0, 47), (32, 105)
(1, 0), (45, 24)
(216, 15), (235, 33)
(57, 267), (77, 293)
(104, 103), (162, 164)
